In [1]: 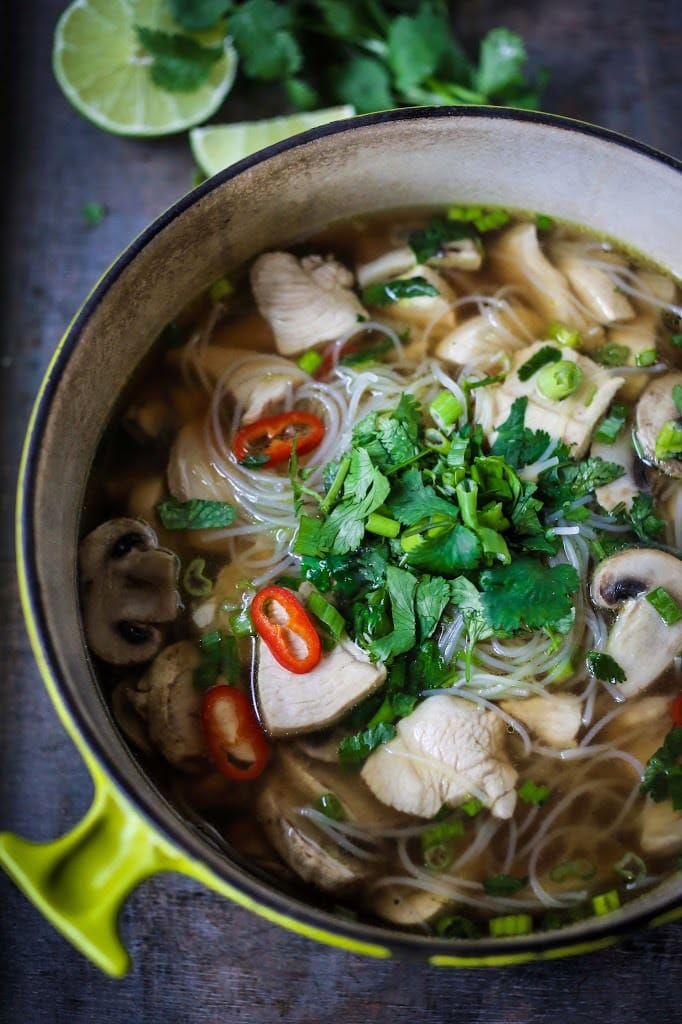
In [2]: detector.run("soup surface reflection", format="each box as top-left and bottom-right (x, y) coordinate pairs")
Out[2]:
(80, 206), (682, 939)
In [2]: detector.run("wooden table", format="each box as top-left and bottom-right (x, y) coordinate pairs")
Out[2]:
(1, 2), (681, 1020)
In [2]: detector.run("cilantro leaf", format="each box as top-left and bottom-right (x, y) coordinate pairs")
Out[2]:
(362, 276), (439, 306)
(625, 492), (665, 542)
(387, 10), (442, 94)
(352, 396), (422, 472)
(405, 522), (482, 575)
(415, 575), (452, 641)
(333, 55), (394, 113)
(491, 397), (554, 469)
(387, 467), (457, 526)
(338, 721), (397, 764)
(539, 457), (624, 512)
(641, 727), (682, 809)
(168, 0), (233, 31)
(156, 497), (236, 530)
(479, 558), (579, 633)
(586, 651), (627, 684)
(229, 0), (301, 80)
(135, 26), (224, 92)
(474, 28), (528, 99)
(368, 565), (418, 661)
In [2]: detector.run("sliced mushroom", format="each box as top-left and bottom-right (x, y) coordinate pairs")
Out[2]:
(355, 245), (417, 288)
(478, 341), (624, 459)
(361, 695), (518, 820)
(256, 745), (390, 894)
(250, 251), (367, 355)
(499, 694), (583, 749)
(634, 372), (682, 478)
(129, 641), (208, 773)
(79, 518), (180, 665)
(255, 636), (386, 737)
(487, 222), (581, 325)
(591, 549), (682, 697)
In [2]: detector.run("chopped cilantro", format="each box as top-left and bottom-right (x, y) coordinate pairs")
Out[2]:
(641, 727), (682, 809)
(169, 0), (232, 31)
(135, 26), (224, 92)
(479, 559), (579, 633)
(490, 398), (554, 469)
(593, 404), (629, 444)
(81, 201), (107, 226)
(518, 780), (549, 805)
(482, 874), (528, 896)
(362, 277), (439, 306)
(408, 217), (477, 264)
(517, 345), (561, 382)
(337, 721), (397, 764)
(586, 651), (627, 684)
(156, 496), (236, 530)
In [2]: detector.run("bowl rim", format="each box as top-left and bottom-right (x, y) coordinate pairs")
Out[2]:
(17, 105), (682, 961)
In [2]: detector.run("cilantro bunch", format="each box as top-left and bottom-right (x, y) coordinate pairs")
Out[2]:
(150, 1), (547, 113)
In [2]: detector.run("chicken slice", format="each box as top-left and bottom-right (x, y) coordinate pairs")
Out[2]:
(500, 694), (583, 749)
(477, 341), (624, 458)
(182, 346), (299, 424)
(436, 302), (544, 374)
(250, 252), (367, 356)
(552, 252), (635, 324)
(255, 636), (386, 736)
(361, 695), (518, 820)
(487, 222), (581, 326)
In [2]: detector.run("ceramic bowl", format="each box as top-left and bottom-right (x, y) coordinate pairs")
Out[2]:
(3, 107), (681, 975)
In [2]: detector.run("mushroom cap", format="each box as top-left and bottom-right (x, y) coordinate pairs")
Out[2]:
(635, 371), (682, 478)
(591, 548), (682, 697)
(79, 517), (180, 665)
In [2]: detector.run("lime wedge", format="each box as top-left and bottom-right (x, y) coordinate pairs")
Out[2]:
(53, 0), (238, 137)
(189, 106), (356, 177)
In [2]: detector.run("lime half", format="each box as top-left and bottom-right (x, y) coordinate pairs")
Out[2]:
(189, 106), (356, 177)
(53, 0), (238, 137)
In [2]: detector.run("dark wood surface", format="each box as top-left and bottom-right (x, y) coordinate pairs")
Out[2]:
(1, 2), (681, 1021)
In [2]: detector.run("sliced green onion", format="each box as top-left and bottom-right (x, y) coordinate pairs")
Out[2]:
(228, 606), (254, 638)
(646, 586), (682, 626)
(547, 321), (581, 348)
(536, 359), (584, 400)
(198, 629), (222, 651)
(460, 797), (483, 817)
(429, 390), (463, 431)
(365, 512), (401, 538)
(614, 851), (647, 886)
(549, 858), (596, 882)
(483, 874), (527, 896)
(306, 590), (346, 640)
(209, 276), (233, 301)
(671, 334), (682, 348)
(592, 889), (620, 916)
(635, 348), (657, 367)
(182, 557), (213, 597)
(314, 792), (344, 821)
(489, 914), (532, 937)
(423, 843), (455, 872)
(518, 345), (561, 382)
(434, 914), (481, 939)
(535, 213), (555, 231)
(297, 349), (323, 374)
(518, 779), (549, 805)
(595, 343), (630, 366)
(593, 404), (628, 443)
(421, 819), (465, 851)
(654, 420), (682, 461)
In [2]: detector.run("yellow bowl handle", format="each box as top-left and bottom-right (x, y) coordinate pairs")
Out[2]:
(0, 765), (182, 977)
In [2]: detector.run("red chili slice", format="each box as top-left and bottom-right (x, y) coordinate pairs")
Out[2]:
(671, 692), (682, 727)
(251, 585), (322, 674)
(233, 411), (324, 466)
(201, 684), (269, 780)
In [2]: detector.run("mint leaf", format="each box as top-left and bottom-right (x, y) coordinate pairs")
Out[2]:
(586, 651), (627, 684)
(168, 0), (233, 31)
(156, 497), (236, 529)
(229, 0), (301, 80)
(135, 26), (223, 92)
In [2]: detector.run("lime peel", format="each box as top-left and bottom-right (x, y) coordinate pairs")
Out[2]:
(53, 0), (238, 137)
(189, 106), (356, 177)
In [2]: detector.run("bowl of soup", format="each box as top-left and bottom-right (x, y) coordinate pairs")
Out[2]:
(3, 107), (682, 976)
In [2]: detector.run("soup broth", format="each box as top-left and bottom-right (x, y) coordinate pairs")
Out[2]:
(80, 206), (682, 939)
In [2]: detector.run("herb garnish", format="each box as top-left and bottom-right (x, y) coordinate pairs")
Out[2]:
(156, 496), (236, 529)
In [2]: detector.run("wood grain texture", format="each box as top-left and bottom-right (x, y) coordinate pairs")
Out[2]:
(1, 2), (681, 1021)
